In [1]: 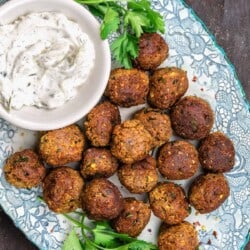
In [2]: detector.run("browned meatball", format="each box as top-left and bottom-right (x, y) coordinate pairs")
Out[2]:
(134, 108), (172, 147)
(84, 101), (121, 147)
(111, 119), (153, 164)
(170, 96), (214, 140)
(133, 33), (169, 70)
(149, 182), (189, 225)
(39, 124), (85, 167)
(158, 222), (199, 250)
(148, 67), (188, 109)
(82, 178), (124, 220)
(104, 68), (149, 107)
(118, 155), (158, 193)
(112, 197), (151, 237)
(198, 132), (235, 173)
(158, 141), (199, 180)
(4, 149), (46, 189)
(80, 147), (118, 180)
(189, 173), (230, 214)
(43, 167), (84, 213)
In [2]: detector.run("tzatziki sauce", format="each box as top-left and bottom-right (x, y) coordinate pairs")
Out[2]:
(0, 12), (95, 110)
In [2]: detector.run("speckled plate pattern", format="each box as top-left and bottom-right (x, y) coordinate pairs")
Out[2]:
(0, 0), (249, 249)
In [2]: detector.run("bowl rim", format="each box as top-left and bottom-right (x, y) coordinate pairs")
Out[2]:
(0, 0), (111, 131)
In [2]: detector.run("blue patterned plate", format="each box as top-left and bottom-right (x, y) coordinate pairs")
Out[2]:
(0, 0), (249, 249)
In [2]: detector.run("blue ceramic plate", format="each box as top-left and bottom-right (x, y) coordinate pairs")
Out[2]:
(0, 0), (249, 249)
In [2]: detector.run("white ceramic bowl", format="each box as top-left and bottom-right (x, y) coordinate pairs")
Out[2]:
(0, 0), (111, 131)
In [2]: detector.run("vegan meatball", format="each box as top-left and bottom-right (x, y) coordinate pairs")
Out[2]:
(133, 33), (169, 70)
(4, 149), (46, 188)
(104, 68), (149, 107)
(158, 141), (199, 180)
(158, 221), (199, 250)
(111, 119), (153, 164)
(198, 131), (235, 173)
(149, 182), (189, 225)
(118, 155), (158, 193)
(39, 124), (85, 166)
(84, 101), (121, 147)
(189, 173), (230, 214)
(80, 147), (118, 180)
(112, 197), (151, 237)
(148, 67), (189, 109)
(170, 96), (214, 140)
(43, 167), (84, 213)
(134, 108), (172, 147)
(82, 178), (124, 220)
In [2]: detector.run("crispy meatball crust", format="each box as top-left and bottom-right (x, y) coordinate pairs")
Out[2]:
(149, 182), (189, 225)
(189, 173), (230, 214)
(80, 147), (118, 180)
(111, 119), (153, 164)
(133, 33), (169, 70)
(134, 108), (172, 147)
(158, 222), (199, 250)
(82, 178), (124, 220)
(112, 197), (151, 237)
(148, 67), (188, 109)
(84, 101), (121, 147)
(198, 132), (235, 173)
(170, 96), (214, 140)
(158, 141), (199, 180)
(43, 167), (84, 213)
(104, 68), (149, 107)
(4, 149), (46, 188)
(39, 124), (85, 167)
(118, 155), (158, 193)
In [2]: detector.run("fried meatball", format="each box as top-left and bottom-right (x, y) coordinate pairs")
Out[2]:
(4, 149), (46, 188)
(104, 68), (149, 107)
(111, 119), (153, 164)
(158, 141), (199, 180)
(118, 155), (158, 193)
(112, 197), (151, 237)
(189, 173), (230, 214)
(84, 101), (121, 147)
(158, 222), (199, 250)
(133, 33), (169, 70)
(43, 167), (84, 213)
(170, 96), (214, 140)
(198, 132), (235, 173)
(80, 148), (118, 180)
(82, 178), (123, 220)
(39, 124), (85, 167)
(149, 182), (189, 225)
(148, 67), (188, 109)
(134, 108), (172, 147)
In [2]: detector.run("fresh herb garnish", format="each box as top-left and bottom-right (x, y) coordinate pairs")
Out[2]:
(75, 0), (165, 68)
(62, 211), (158, 250)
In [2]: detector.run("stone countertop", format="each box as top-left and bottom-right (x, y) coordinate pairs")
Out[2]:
(0, 0), (249, 250)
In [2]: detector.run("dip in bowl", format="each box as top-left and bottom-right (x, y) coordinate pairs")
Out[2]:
(0, 0), (111, 131)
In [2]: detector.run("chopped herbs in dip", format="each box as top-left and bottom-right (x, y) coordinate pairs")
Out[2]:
(0, 12), (95, 110)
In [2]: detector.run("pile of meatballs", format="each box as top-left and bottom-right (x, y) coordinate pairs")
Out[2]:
(3, 33), (235, 250)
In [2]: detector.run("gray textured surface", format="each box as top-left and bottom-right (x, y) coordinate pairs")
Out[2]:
(0, 1), (249, 250)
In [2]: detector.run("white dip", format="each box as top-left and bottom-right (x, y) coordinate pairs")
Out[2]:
(0, 12), (95, 110)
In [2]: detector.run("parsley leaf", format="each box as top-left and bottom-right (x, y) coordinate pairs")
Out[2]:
(75, 0), (165, 68)
(62, 228), (83, 250)
(100, 7), (120, 39)
(111, 33), (138, 68)
(60, 211), (158, 250)
(124, 11), (149, 37)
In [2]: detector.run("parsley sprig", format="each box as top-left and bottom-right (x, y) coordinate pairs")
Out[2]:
(75, 0), (165, 68)
(62, 212), (158, 250)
